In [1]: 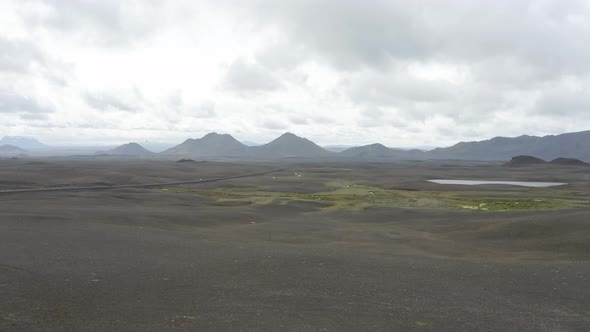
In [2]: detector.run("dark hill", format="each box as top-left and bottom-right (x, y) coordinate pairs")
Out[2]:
(549, 158), (590, 167)
(429, 130), (590, 162)
(340, 143), (426, 160)
(504, 155), (547, 167)
(340, 143), (394, 158)
(162, 133), (247, 157)
(101, 142), (154, 156)
(250, 133), (331, 158)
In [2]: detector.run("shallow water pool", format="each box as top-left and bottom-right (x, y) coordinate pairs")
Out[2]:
(428, 179), (567, 187)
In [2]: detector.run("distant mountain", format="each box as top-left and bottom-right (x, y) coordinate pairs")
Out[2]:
(250, 132), (331, 158)
(0, 144), (27, 155)
(8, 129), (590, 162)
(162, 133), (248, 157)
(111, 142), (154, 156)
(324, 145), (356, 152)
(340, 143), (427, 160)
(504, 155), (547, 167)
(340, 143), (396, 158)
(429, 131), (590, 162)
(99, 142), (154, 156)
(0, 136), (47, 150)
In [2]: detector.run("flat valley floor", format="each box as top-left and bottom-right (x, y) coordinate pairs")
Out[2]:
(0, 159), (589, 331)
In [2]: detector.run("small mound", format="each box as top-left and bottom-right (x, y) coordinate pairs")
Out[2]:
(504, 155), (546, 167)
(549, 158), (590, 167)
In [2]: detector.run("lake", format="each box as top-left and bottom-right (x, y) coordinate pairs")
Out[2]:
(428, 179), (567, 187)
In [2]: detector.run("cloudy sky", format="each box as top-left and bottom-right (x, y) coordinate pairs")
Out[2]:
(1, 0), (590, 147)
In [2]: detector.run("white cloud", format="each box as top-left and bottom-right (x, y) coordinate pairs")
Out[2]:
(0, 0), (590, 147)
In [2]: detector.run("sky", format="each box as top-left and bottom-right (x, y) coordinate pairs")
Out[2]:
(1, 0), (590, 148)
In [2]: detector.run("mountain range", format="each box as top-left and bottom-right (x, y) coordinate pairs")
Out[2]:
(160, 132), (331, 158)
(153, 130), (590, 161)
(4, 130), (590, 162)
(429, 131), (590, 161)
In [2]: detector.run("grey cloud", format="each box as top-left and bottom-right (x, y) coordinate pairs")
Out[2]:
(357, 107), (408, 129)
(84, 92), (137, 112)
(223, 0), (590, 139)
(346, 70), (453, 107)
(437, 126), (458, 138)
(224, 58), (282, 93)
(344, 68), (467, 123)
(19, 112), (50, 121)
(18, 0), (166, 46)
(358, 107), (385, 128)
(167, 92), (217, 119)
(262, 104), (308, 125)
(17, 122), (67, 128)
(260, 104), (333, 127)
(288, 114), (334, 126)
(0, 38), (44, 73)
(246, 0), (590, 77)
(468, 57), (547, 90)
(352, 81), (501, 125)
(4, 0), (590, 146)
(0, 37), (74, 87)
(461, 130), (482, 138)
(166, 93), (182, 111)
(255, 40), (307, 71)
(0, 90), (54, 117)
(248, 0), (430, 70)
(188, 101), (217, 119)
(288, 116), (308, 125)
(533, 84), (590, 118)
(261, 119), (288, 130)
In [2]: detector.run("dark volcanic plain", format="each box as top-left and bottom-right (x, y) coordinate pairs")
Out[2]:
(1, 159), (589, 331)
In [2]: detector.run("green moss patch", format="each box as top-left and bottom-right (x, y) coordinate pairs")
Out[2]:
(451, 197), (585, 211)
(161, 180), (590, 212)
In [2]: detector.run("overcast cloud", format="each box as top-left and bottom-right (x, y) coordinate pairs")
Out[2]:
(1, 0), (589, 147)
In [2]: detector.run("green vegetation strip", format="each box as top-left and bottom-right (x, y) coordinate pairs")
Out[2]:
(164, 179), (590, 212)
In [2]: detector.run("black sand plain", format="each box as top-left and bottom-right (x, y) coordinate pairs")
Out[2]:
(1, 159), (589, 331)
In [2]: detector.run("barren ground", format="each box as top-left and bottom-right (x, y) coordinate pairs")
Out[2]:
(1, 159), (589, 331)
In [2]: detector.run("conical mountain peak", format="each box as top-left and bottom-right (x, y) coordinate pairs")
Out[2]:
(162, 132), (247, 157)
(250, 132), (330, 158)
(105, 142), (154, 156)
